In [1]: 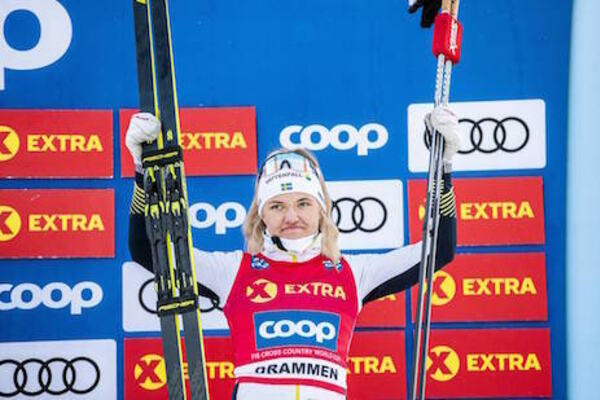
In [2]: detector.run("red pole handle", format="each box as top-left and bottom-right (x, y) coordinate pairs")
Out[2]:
(432, 7), (463, 64)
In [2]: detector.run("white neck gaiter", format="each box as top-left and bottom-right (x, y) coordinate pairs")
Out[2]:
(263, 230), (322, 262)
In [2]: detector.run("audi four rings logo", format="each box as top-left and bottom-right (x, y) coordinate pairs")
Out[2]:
(280, 123), (389, 156)
(0, 357), (100, 396)
(424, 117), (530, 154)
(331, 197), (388, 233)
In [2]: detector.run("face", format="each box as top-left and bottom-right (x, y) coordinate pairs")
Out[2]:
(261, 192), (321, 239)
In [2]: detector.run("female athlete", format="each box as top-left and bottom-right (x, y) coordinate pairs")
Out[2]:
(126, 105), (460, 400)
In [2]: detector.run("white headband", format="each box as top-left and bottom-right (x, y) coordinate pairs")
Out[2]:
(257, 152), (326, 216)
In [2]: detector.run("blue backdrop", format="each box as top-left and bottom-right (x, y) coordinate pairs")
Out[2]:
(0, 1), (571, 398)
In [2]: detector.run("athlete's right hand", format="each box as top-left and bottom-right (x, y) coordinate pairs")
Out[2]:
(125, 113), (161, 171)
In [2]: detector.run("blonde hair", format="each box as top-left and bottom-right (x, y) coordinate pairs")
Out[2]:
(243, 148), (341, 263)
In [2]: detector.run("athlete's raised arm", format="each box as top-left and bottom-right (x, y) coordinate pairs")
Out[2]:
(345, 105), (459, 306)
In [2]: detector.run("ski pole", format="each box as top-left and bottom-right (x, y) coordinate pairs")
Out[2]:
(409, 1), (462, 399)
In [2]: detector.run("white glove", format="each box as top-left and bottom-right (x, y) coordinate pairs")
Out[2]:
(425, 105), (461, 162)
(125, 112), (161, 170)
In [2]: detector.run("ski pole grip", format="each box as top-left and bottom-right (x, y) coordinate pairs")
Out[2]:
(432, 11), (463, 64)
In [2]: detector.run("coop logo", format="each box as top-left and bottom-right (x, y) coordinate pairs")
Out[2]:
(0, 281), (103, 315)
(246, 279), (278, 304)
(430, 271), (457, 306)
(0, 126), (20, 161)
(280, 123), (388, 156)
(0, 205), (21, 241)
(134, 354), (167, 391)
(189, 201), (246, 234)
(254, 310), (340, 351)
(181, 131), (247, 150)
(427, 345), (460, 382)
(0, 0), (73, 90)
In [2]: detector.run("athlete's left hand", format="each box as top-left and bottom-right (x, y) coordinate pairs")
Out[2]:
(425, 105), (461, 162)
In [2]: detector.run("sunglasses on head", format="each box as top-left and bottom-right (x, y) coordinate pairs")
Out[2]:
(257, 151), (320, 180)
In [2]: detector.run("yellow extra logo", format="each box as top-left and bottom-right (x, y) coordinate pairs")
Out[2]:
(418, 201), (426, 221)
(0, 205), (21, 241)
(246, 278), (278, 303)
(0, 126), (20, 162)
(426, 345), (460, 382)
(134, 354), (167, 391)
(430, 271), (457, 306)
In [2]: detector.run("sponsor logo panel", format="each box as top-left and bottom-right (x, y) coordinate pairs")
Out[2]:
(0, 262), (115, 340)
(0, 189), (114, 258)
(0, 110), (113, 178)
(121, 262), (228, 332)
(246, 278), (348, 304)
(254, 310), (340, 351)
(0, 280), (103, 316)
(408, 99), (546, 172)
(189, 200), (247, 235)
(422, 328), (552, 398)
(0, 339), (116, 399)
(327, 180), (404, 250)
(184, 179), (403, 250)
(347, 331), (406, 400)
(356, 293), (406, 328)
(120, 107), (257, 177)
(280, 123), (389, 156)
(408, 177), (545, 246)
(0, 0), (72, 90)
(235, 358), (346, 388)
(124, 337), (234, 400)
(410, 253), (548, 322)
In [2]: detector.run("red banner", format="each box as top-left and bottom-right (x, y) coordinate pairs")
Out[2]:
(411, 253), (548, 322)
(124, 337), (235, 400)
(124, 333), (406, 400)
(408, 177), (546, 246)
(421, 328), (552, 398)
(0, 110), (113, 178)
(120, 107), (257, 177)
(347, 331), (406, 400)
(0, 189), (114, 258)
(356, 293), (406, 327)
